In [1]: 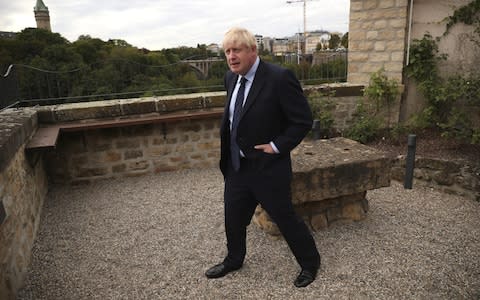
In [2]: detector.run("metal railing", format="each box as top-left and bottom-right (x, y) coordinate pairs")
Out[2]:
(1, 52), (347, 110)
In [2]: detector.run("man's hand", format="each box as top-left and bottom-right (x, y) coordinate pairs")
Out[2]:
(254, 144), (276, 154)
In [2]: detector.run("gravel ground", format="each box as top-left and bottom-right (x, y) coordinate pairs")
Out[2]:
(17, 168), (480, 299)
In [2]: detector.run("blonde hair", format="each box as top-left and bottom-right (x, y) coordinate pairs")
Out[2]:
(223, 27), (257, 50)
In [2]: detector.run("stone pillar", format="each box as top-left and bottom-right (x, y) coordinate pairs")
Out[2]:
(347, 0), (409, 85)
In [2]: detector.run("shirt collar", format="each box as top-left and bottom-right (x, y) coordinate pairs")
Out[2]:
(238, 56), (260, 84)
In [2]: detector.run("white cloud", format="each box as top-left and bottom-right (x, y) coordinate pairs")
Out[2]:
(1, 0), (350, 50)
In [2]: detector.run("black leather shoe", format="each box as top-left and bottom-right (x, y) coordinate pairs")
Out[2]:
(205, 263), (241, 279)
(294, 269), (317, 288)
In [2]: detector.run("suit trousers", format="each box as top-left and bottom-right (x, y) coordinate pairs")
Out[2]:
(222, 157), (320, 271)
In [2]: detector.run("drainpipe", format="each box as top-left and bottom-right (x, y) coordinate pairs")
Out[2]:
(406, 0), (414, 66)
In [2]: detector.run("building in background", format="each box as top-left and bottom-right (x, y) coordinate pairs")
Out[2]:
(34, 0), (51, 31)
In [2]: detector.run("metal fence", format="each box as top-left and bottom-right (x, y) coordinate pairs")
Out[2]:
(0, 52), (347, 110)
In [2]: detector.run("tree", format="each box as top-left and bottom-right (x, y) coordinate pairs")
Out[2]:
(329, 34), (341, 50)
(341, 32), (349, 49)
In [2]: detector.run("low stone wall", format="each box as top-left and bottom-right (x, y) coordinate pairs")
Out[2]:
(0, 110), (48, 300)
(44, 119), (221, 184)
(392, 156), (480, 202)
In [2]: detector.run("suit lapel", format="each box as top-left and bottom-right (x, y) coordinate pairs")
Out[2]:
(239, 60), (266, 119)
(223, 73), (239, 118)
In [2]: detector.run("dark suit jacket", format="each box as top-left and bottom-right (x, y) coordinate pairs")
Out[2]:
(219, 60), (313, 177)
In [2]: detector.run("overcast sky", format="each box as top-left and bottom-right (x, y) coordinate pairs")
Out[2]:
(1, 0), (350, 50)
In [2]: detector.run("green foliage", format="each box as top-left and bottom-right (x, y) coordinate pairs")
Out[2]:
(406, 33), (446, 84)
(445, 0), (480, 34)
(344, 68), (399, 143)
(1, 28), (224, 103)
(364, 68), (399, 114)
(344, 101), (382, 143)
(341, 32), (349, 49)
(1, 28), (346, 108)
(329, 34), (341, 49)
(407, 31), (480, 144)
(284, 57), (347, 83)
(307, 90), (336, 137)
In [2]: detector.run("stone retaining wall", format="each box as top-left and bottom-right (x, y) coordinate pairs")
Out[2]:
(44, 119), (221, 184)
(0, 110), (48, 300)
(392, 156), (480, 202)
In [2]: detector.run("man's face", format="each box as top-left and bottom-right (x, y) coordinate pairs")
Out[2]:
(223, 42), (257, 75)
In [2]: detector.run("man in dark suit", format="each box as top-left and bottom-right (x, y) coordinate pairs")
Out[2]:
(205, 27), (320, 288)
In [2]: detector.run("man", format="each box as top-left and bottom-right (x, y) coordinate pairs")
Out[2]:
(205, 27), (320, 288)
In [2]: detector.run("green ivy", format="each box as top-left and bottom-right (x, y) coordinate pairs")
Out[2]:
(363, 68), (399, 128)
(307, 89), (336, 138)
(343, 69), (399, 143)
(344, 101), (382, 144)
(404, 1), (480, 144)
(445, 0), (480, 34)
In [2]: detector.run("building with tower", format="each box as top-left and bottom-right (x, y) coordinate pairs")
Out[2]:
(34, 0), (51, 31)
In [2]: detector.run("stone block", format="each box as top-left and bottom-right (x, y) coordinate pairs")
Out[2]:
(379, 0), (395, 9)
(156, 95), (203, 112)
(53, 100), (122, 122)
(253, 206), (281, 236)
(374, 41), (386, 51)
(124, 150), (143, 160)
(342, 201), (367, 221)
(310, 213), (328, 231)
(203, 93), (226, 108)
(120, 98), (156, 115)
(254, 138), (390, 235)
(291, 138), (391, 203)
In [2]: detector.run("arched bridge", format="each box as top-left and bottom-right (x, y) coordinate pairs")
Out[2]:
(181, 58), (224, 78)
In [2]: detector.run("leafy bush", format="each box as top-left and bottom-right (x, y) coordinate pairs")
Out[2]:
(344, 102), (382, 143)
(307, 90), (336, 138)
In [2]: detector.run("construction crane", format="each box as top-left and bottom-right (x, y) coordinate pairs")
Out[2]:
(286, 0), (319, 60)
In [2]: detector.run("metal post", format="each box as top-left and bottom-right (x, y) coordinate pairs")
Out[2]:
(312, 119), (321, 140)
(404, 134), (417, 189)
(0, 200), (6, 225)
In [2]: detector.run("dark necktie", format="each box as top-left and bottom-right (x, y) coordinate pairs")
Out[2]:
(230, 77), (247, 171)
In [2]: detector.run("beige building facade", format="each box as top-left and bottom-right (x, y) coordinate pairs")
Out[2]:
(347, 0), (479, 122)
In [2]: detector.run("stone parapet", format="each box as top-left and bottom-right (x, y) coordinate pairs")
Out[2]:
(254, 138), (391, 235)
(0, 137), (48, 300)
(35, 92), (226, 124)
(0, 109), (37, 171)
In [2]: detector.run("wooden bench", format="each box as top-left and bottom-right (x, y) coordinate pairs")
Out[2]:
(26, 108), (224, 151)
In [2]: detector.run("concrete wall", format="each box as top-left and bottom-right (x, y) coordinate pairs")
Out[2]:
(402, 0), (480, 120)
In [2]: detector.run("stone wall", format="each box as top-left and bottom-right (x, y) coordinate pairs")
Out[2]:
(0, 110), (48, 300)
(348, 0), (408, 85)
(392, 156), (480, 202)
(44, 119), (221, 184)
(35, 87), (364, 183)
